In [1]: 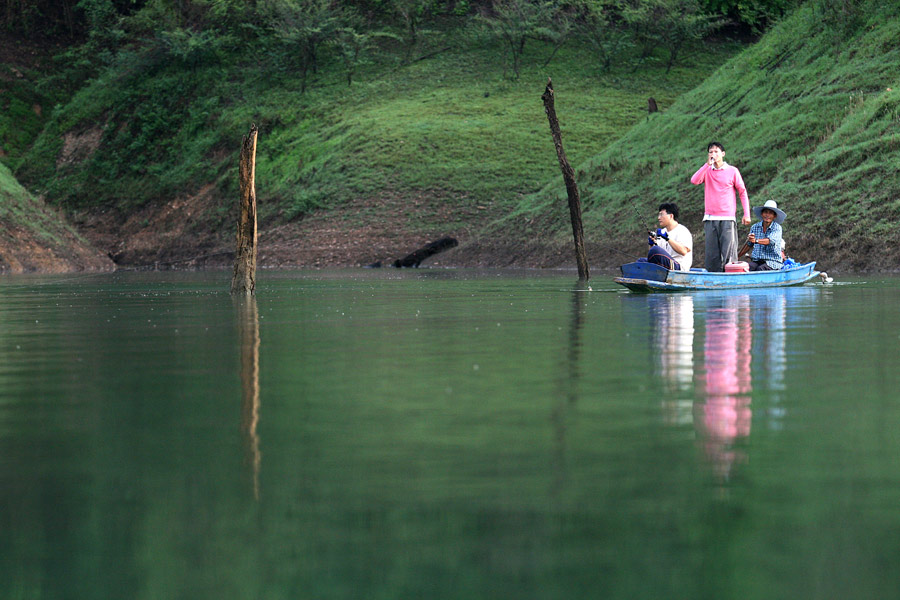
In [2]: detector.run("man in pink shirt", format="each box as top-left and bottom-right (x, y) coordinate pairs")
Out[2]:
(690, 141), (752, 271)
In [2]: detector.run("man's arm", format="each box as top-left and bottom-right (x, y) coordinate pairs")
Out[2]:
(734, 168), (751, 224)
(666, 227), (692, 257)
(690, 163), (709, 185)
(667, 238), (690, 257)
(755, 224), (782, 247)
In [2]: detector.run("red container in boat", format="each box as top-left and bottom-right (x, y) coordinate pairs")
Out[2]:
(725, 262), (750, 273)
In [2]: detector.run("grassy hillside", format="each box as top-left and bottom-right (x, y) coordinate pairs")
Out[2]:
(0, 161), (112, 272)
(10, 20), (743, 267)
(10, 1), (897, 273)
(510, 1), (900, 272)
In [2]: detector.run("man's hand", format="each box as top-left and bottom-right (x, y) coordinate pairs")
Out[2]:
(748, 233), (756, 244)
(741, 215), (752, 225)
(655, 228), (669, 241)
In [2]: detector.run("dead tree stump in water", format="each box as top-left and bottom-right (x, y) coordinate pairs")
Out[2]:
(541, 78), (590, 280)
(232, 124), (258, 295)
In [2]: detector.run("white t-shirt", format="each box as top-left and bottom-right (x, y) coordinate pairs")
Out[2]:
(656, 223), (693, 270)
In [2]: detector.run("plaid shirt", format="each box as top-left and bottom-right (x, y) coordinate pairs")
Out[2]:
(750, 220), (783, 269)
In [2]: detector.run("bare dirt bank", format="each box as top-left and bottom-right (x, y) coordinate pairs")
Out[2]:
(62, 184), (872, 276)
(0, 202), (113, 274)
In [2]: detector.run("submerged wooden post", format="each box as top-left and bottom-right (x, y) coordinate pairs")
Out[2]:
(541, 78), (590, 281)
(231, 124), (258, 295)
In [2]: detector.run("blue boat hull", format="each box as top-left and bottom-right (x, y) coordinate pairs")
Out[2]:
(614, 261), (820, 292)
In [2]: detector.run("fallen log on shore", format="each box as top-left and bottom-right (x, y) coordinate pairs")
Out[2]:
(392, 237), (459, 268)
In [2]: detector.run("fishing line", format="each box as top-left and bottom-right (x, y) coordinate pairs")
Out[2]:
(0, 270), (112, 292)
(599, 243), (643, 261)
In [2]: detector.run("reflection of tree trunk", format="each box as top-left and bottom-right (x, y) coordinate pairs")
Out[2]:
(238, 297), (261, 500)
(550, 283), (587, 496)
(232, 124), (258, 295)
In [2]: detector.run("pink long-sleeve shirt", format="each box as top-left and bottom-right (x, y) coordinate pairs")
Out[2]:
(691, 162), (750, 220)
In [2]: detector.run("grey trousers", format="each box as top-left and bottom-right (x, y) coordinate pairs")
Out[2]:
(704, 220), (737, 272)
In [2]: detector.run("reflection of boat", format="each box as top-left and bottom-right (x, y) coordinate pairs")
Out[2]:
(648, 295), (694, 395)
(614, 261), (821, 292)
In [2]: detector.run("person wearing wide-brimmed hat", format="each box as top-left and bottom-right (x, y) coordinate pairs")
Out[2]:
(738, 199), (785, 271)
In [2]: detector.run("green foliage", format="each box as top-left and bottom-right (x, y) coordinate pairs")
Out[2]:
(331, 27), (393, 86)
(515, 1), (900, 263)
(11, 0), (745, 227)
(263, 0), (346, 91)
(573, 0), (632, 73)
(621, 0), (722, 71)
(0, 161), (86, 248)
(156, 27), (236, 68)
(0, 0), (83, 36)
(20, 53), (232, 209)
(390, 0), (440, 62)
(0, 72), (50, 170)
(33, 0), (129, 96)
(477, 0), (561, 79)
(699, 0), (799, 32)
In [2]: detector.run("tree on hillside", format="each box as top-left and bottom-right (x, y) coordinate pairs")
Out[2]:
(699, 0), (800, 33)
(40, 0), (129, 93)
(573, 0), (631, 73)
(136, 0), (210, 27)
(537, 3), (575, 68)
(263, 0), (343, 91)
(622, 0), (720, 72)
(1, 0), (79, 36)
(478, 0), (561, 79)
(0, 0), (147, 37)
(813, 0), (872, 41)
(331, 26), (382, 85)
(390, 0), (437, 63)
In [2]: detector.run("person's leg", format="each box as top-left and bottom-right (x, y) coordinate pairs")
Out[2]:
(719, 220), (738, 266)
(704, 221), (722, 272)
(648, 245), (679, 270)
(747, 259), (774, 271)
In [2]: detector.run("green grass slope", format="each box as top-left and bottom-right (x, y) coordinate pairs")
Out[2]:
(13, 23), (742, 265)
(513, 2), (899, 272)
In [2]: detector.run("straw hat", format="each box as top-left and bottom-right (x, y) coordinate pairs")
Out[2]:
(752, 199), (786, 224)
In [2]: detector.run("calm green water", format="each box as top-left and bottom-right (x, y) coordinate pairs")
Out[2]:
(2, 269), (900, 599)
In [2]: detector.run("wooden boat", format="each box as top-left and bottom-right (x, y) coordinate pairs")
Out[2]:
(614, 261), (822, 292)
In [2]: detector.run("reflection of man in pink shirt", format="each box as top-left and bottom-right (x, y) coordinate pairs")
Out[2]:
(698, 296), (752, 481)
(690, 141), (751, 272)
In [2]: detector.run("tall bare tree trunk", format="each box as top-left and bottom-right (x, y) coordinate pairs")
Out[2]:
(232, 124), (258, 295)
(541, 78), (590, 280)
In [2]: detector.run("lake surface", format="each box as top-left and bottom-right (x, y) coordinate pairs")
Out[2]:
(2, 269), (900, 599)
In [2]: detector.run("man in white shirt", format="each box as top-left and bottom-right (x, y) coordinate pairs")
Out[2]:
(647, 202), (693, 270)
